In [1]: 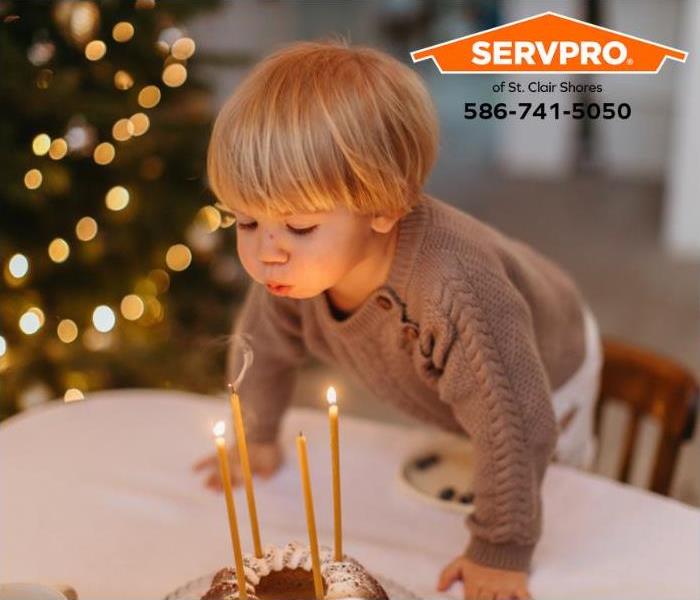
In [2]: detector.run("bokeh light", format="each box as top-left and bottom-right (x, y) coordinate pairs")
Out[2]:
(24, 168), (43, 189)
(93, 142), (115, 165)
(165, 243), (192, 271)
(0, 335), (6, 357)
(162, 63), (187, 87)
(138, 85), (161, 108)
(48, 238), (70, 263)
(84, 39), (106, 61)
(32, 133), (51, 156)
(64, 388), (85, 402)
(76, 216), (98, 241)
(48, 138), (68, 160)
(196, 206), (222, 232)
(8, 254), (29, 279)
(57, 319), (79, 343)
(112, 22), (134, 43)
(92, 305), (116, 333)
(129, 112), (150, 136)
(114, 70), (134, 90)
(19, 308), (44, 335)
(105, 186), (129, 211)
(121, 294), (145, 320)
(171, 37), (195, 60)
(112, 118), (135, 141)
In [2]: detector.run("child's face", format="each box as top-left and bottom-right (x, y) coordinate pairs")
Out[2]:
(231, 204), (397, 300)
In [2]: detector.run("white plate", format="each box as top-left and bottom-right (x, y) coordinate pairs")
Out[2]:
(397, 440), (476, 515)
(163, 571), (421, 600)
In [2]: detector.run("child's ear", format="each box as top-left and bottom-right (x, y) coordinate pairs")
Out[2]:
(370, 212), (403, 234)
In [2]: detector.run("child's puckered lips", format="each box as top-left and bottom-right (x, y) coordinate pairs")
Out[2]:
(265, 280), (292, 296)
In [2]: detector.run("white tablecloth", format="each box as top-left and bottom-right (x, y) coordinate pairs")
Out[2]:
(1, 389), (698, 600)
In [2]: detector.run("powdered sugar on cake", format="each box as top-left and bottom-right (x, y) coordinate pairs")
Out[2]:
(201, 541), (388, 600)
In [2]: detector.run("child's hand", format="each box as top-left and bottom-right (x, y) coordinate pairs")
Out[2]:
(192, 441), (282, 491)
(437, 555), (532, 600)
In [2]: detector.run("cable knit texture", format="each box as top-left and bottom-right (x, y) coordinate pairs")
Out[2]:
(228, 194), (586, 572)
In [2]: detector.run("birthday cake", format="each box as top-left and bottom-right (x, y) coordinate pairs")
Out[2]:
(201, 541), (388, 600)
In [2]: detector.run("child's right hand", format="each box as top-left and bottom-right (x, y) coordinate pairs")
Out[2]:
(192, 441), (283, 491)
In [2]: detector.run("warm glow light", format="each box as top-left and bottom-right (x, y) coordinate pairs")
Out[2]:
(92, 305), (116, 332)
(19, 309), (43, 335)
(24, 168), (43, 189)
(0, 336), (6, 357)
(213, 420), (226, 437)
(162, 63), (187, 87)
(149, 268), (170, 293)
(93, 142), (115, 165)
(57, 319), (79, 343)
(29, 307), (45, 327)
(112, 118), (135, 141)
(114, 70), (134, 90)
(32, 133), (51, 156)
(105, 186), (129, 211)
(326, 386), (337, 405)
(64, 388), (84, 402)
(129, 112), (150, 136)
(196, 206), (222, 232)
(138, 85), (161, 108)
(120, 294), (145, 320)
(8, 254), (29, 278)
(85, 40), (106, 61)
(48, 138), (68, 160)
(112, 21), (134, 42)
(48, 238), (70, 263)
(165, 244), (192, 271)
(76, 216), (98, 241)
(171, 37), (195, 60)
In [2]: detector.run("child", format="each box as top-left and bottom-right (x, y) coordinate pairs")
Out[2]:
(194, 39), (602, 600)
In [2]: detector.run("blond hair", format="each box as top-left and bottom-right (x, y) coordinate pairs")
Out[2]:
(207, 39), (438, 217)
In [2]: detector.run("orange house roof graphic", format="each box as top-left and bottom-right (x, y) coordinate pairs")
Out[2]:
(410, 12), (688, 74)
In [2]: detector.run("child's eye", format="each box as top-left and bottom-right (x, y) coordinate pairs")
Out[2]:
(237, 221), (257, 231)
(287, 225), (318, 236)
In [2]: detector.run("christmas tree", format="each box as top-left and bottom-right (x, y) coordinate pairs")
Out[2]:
(0, 0), (248, 419)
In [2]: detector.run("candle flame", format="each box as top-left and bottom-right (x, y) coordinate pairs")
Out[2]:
(326, 386), (337, 406)
(213, 420), (226, 437)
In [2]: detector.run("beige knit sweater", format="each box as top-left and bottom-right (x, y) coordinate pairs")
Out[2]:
(228, 194), (586, 572)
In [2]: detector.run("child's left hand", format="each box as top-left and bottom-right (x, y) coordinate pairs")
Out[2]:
(437, 555), (532, 600)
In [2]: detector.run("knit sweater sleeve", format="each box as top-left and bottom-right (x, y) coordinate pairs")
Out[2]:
(227, 282), (308, 444)
(430, 255), (558, 573)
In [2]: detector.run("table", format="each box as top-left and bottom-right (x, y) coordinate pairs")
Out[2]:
(1, 389), (698, 600)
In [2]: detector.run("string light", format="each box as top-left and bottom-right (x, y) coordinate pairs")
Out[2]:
(138, 85), (161, 108)
(57, 319), (79, 343)
(19, 308), (44, 335)
(85, 40), (107, 61)
(114, 70), (134, 91)
(93, 142), (115, 165)
(92, 305), (116, 333)
(32, 133), (51, 156)
(171, 37), (196, 60)
(48, 238), (70, 263)
(112, 118), (135, 142)
(64, 388), (85, 402)
(76, 216), (98, 241)
(105, 186), (129, 211)
(24, 168), (43, 189)
(48, 138), (68, 160)
(121, 294), (145, 320)
(165, 244), (192, 271)
(8, 254), (29, 279)
(129, 112), (150, 136)
(162, 63), (187, 87)
(112, 22), (135, 43)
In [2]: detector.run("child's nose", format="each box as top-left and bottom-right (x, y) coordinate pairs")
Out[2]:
(257, 232), (288, 264)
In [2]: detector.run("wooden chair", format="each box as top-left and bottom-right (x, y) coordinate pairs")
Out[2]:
(595, 338), (699, 496)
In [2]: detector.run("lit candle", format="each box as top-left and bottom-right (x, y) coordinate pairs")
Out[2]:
(213, 421), (248, 600)
(326, 386), (342, 561)
(229, 385), (263, 558)
(296, 432), (325, 600)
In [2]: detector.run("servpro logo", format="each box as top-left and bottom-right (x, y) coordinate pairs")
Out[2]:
(410, 12), (687, 74)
